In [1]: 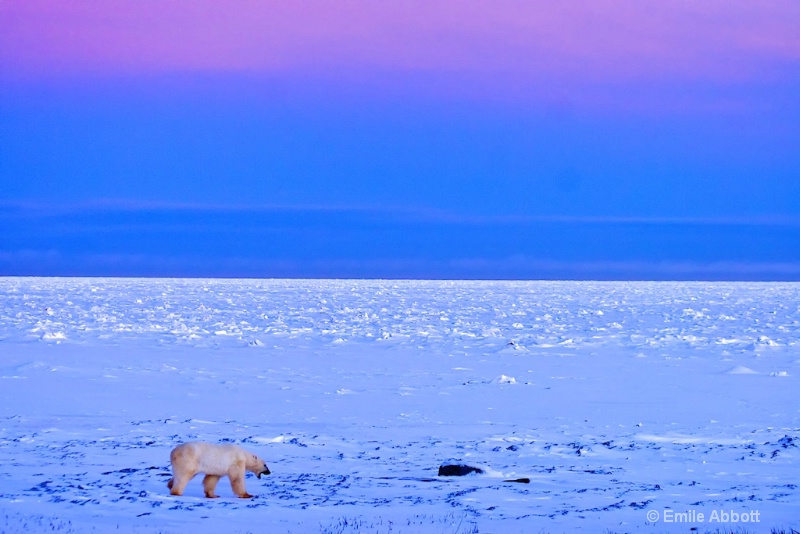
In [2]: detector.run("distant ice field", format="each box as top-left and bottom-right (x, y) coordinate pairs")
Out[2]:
(0, 278), (798, 532)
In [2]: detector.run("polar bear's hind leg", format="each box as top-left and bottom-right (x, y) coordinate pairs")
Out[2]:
(203, 475), (221, 498)
(169, 471), (193, 496)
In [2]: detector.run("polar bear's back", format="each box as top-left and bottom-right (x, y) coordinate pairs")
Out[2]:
(171, 441), (246, 476)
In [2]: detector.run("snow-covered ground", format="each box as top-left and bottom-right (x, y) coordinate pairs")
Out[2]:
(0, 278), (798, 533)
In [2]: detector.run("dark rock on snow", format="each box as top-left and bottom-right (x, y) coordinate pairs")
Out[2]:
(438, 464), (484, 477)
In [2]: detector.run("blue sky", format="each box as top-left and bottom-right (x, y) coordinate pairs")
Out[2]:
(1, 2), (799, 279)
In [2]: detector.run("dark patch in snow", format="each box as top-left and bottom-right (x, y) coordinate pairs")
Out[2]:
(437, 464), (484, 477)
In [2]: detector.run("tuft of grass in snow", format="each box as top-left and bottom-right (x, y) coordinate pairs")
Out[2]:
(319, 513), (478, 534)
(0, 512), (177, 534)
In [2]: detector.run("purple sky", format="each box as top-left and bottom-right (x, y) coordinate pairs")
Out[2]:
(1, 1), (799, 279)
(5, 1), (799, 107)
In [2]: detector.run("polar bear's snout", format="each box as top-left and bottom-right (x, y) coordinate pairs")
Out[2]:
(253, 456), (271, 478)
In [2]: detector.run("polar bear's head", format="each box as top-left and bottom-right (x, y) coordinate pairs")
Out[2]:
(246, 453), (271, 479)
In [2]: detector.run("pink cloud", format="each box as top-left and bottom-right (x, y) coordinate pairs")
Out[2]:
(2, 0), (798, 108)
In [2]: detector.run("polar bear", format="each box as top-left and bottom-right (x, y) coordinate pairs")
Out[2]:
(167, 441), (270, 498)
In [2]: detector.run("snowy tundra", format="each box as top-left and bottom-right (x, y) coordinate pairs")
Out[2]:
(0, 278), (798, 533)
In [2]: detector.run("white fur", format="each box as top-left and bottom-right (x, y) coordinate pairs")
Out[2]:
(168, 441), (270, 498)
(190, 443), (247, 475)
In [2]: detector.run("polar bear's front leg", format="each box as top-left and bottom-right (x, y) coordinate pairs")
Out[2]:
(203, 475), (221, 498)
(229, 465), (253, 498)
